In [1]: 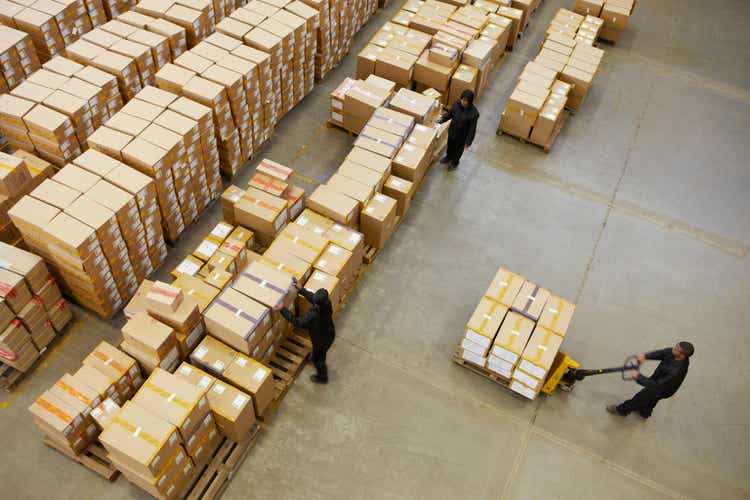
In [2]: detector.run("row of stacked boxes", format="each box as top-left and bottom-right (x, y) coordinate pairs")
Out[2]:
(0, 242), (72, 374)
(457, 267), (576, 400)
(572, 0), (636, 43)
(0, 25), (41, 92)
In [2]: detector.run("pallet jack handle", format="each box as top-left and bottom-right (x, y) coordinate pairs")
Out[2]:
(562, 355), (640, 384)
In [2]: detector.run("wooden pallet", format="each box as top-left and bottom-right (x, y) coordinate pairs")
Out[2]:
(497, 110), (569, 153)
(43, 438), (120, 481)
(325, 120), (356, 136)
(185, 423), (262, 500)
(260, 332), (312, 422)
(451, 349), (512, 389)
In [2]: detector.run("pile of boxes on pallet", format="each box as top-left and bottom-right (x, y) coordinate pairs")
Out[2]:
(357, 0), (520, 105)
(0, 56), (123, 166)
(573, 0), (636, 43)
(0, 242), (72, 374)
(550, 7), (603, 46)
(0, 0), (103, 63)
(0, 150), (56, 245)
(8, 147), (169, 318)
(85, 85), (222, 240)
(499, 9), (605, 147)
(29, 342), (142, 456)
(0, 25), (41, 92)
(457, 267), (576, 400)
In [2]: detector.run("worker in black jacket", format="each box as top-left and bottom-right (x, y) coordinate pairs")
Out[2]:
(276, 279), (335, 384)
(607, 341), (694, 418)
(437, 89), (480, 171)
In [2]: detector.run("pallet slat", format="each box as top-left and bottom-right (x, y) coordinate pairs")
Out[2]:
(43, 437), (119, 482)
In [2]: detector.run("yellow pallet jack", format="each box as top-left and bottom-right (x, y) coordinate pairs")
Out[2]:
(542, 352), (640, 395)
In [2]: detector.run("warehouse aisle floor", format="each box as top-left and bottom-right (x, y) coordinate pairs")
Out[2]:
(2, 0), (749, 498)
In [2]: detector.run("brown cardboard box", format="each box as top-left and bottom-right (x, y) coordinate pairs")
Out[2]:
(389, 88), (439, 125)
(464, 297), (508, 355)
(392, 143), (429, 182)
(307, 185), (359, 228)
(174, 362), (256, 442)
(90, 398), (121, 431)
(146, 281), (184, 315)
(276, 224), (328, 264)
(204, 287), (271, 354)
(360, 193), (397, 249)
(133, 368), (210, 443)
(261, 243), (312, 284)
(285, 184), (306, 220)
(125, 280), (154, 321)
(171, 275), (220, 313)
(536, 294), (575, 337)
(148, 293), (202, 337)
(75, 364), (120, 403)
(383, 175), (414, 216)
(345, 147), (392, 185)
(232, 259), (295, 314)
(515, 326), (563, 392)
(414, 51), (452, 92)
(98, 400), (181, 481)
(234, 187), (288, 242)
(484, 267), (525, 307)
(0, 268), (32, 313)
(172, 255), (204, 279)
(85, 341), (141, 392)
(374, 48), (416, 87)
(222, 353), (275, 418)
(190, 335), (235, 377)
(204, 268), (232, 290)
(313, 243), (355, 287)
(29, 390), (90, 453)
(354, 125), (401, 159)
(121, 313), (178, 360)
(490, 310), (535, 367)
(510, 281), (551, 321)
(449, 64), (478, 105)
(326, 173), (374, 209)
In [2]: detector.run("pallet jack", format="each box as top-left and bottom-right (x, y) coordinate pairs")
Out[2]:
(541, 352), (640, 395)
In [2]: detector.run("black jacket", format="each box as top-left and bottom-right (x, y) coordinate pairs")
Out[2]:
(636, 348), (689, 398)
(281, 288), (335, 347)
(439, 100), (479, 147)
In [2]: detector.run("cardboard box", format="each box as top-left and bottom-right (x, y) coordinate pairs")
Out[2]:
(204, 287), (271, 355)
(146, 281), (184, 315)
(516, 326), (563, 384)
(464, 297), (508, 351)
(536, 295), (575, 337)
(171, 275), (220, 313)
(392, 143), (429, 182)
(190, 335), (235, 376)
(307, 185), (359, 228)
(222, 353), (275, 418)
(90, 398), (121, 431)
(383, 175), (414, 217)
(99, 400), (181, 481)
(249, 172), (288, 198)
(490, 310), (535, 365)
(121, 313), (178, 360)
(326, 173), (374, 209)
(256, 158), (293, 182)
(174, 362), (256, 442)
(484, 268), (525, 307)
(374, 48), (416, 87)
(510, 281), (550, 321)
(360, 193), (397, 249)
(345, 147), (392, 185)
(29, 390), (90, 454)
(389, 88), (438, 124)
(261, 243), (312, 284)
(132, 368), (210, 443)
(234, 187), (288, 242)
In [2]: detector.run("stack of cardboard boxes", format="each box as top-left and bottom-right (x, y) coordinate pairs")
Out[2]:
(8, 150), (168, 318)
(134, 0), (226, 48)
(0, 56), (124, 167)
(456, 266), (576, 400)
(28, 341), (142, 456)
(0, 242), (71, 374)
(0, 150), (56, 245)
(117, 9), (189, 59)
(0, 0), (101, 63)
(498, 61), (572, 147)
(0, 25), (41, 92)
(85, 85), (222, 241)
(573, 0), (634, 43)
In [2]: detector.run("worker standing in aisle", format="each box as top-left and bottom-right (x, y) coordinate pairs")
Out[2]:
(607, 341), (694, 419)
(438, 89), (480, 171)
(276, 278), (336, 384)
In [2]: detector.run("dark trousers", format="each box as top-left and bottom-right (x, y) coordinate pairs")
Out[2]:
(446, 135), (466, 166)
(617, 389), (661, 417)
(311, 336), (334, 381)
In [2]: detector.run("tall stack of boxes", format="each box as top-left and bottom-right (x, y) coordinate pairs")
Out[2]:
(7, 149), (168, 318)
(0, 25), (42, 92)
(0, 150), (56, 245)
(0, 0), (100, 63)
(116, 9), (189, 59)
(134, 0), (221, 48)
(84, 85), (222, 241)
(455, 266), (576, 400)
(0, 242), (71, 374)
(573, 0), (634, 43)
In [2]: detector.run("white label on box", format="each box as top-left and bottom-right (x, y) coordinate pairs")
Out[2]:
(465, 329), (491, 348)
(177, 259), (201, 276)
(491, 346), (519, 364)
(160, 348), (179, 369)
(180, 366), (193, 375)
(518, 360), (546, 380)
(488, 355), (514, 373)
(235, 356), (247, 367)
(461, 349), (486, 366)
(232, 394), (248, 409)
(253, 368), (266, 381)
(214, 360), (225, 372)
(194, 346), (208, 359)
(186, 322), (205, 348)
(198, 376), (212, 389)
(461, 337), (486, 356)
(213, 383), (225, 394)
(196, 240), (218, 258)
(331, 99), (342, 110)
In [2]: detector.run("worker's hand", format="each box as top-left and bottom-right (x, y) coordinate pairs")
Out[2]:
(636, 354), (645, 364)
(629, 369), (640, 379)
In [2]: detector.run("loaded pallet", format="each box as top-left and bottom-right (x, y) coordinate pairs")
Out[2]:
(43, 437), (120, 482)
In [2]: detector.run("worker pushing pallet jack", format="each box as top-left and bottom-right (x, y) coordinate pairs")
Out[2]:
(544, 341), (694, 419)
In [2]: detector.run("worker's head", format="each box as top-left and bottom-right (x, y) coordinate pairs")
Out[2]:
(313, 288), (331, 311)
(673, 341), (694, 360)
(460, 89), (475, 108)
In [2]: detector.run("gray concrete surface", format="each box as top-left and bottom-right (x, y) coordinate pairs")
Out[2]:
(1, 0), (749, 498)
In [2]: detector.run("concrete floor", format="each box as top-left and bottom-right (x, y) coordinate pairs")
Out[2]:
(2, 0), (749, 498)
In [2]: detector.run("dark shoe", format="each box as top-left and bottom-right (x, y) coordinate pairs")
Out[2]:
(637, 411), (651, 419)
(447, 163), (457, 171)
(606, 404), (626, 416)
(310, 374), (328, 384)
(439, 156), (449, 164)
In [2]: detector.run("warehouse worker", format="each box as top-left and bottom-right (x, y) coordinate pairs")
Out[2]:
(275, 279), (335, 384)
(438, 89), (480, 171)
(607, 341), (694, 419)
